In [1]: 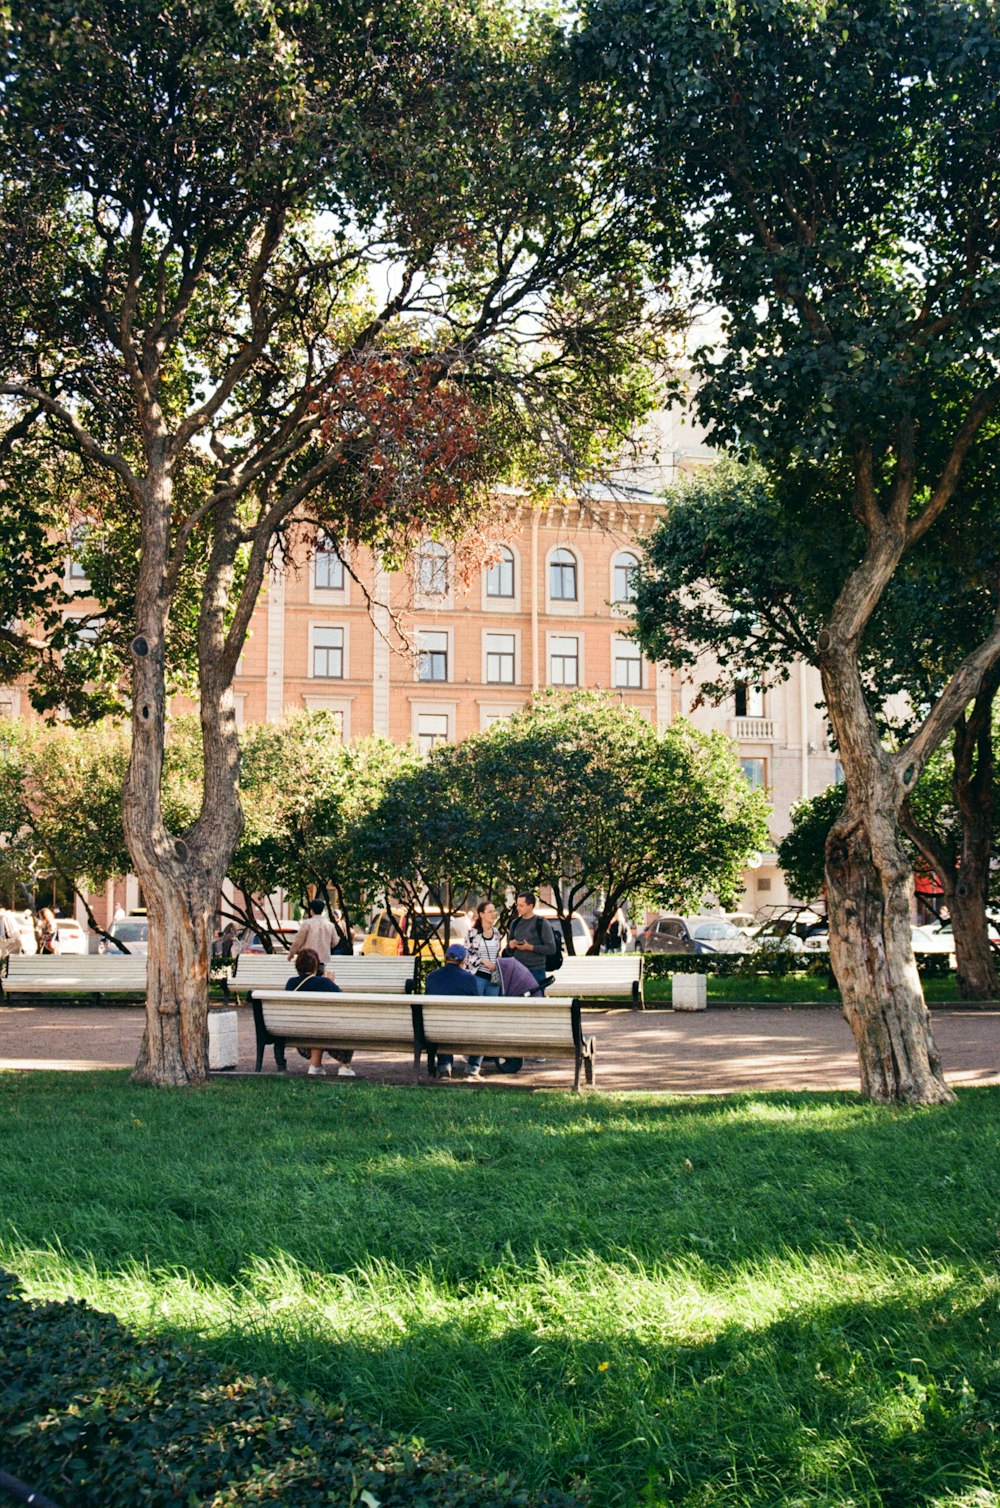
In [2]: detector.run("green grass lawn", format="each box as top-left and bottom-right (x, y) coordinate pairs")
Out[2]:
(643, 971), (973, 1006)
(2, 1072), (1000, 1507)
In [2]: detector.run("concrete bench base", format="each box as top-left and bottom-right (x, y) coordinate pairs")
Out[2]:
(671, 974), (707, 1011)
(208, 1007), (239, 1069)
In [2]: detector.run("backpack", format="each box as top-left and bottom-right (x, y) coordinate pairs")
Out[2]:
(533, 915), (563, 972)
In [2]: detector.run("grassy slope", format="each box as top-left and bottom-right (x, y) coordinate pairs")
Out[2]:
(2, 1072), (999, 1507)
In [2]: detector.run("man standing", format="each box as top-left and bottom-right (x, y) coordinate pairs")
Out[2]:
(504, 891), (557, 987)
(424, 942), (480, 1080)
(287, 899), (339, 964)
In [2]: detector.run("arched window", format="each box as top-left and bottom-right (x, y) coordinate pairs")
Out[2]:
(418, 541), (449, 596)
(613, 551), (639, 605)
(486, 546), (515, 598)
(549, 547), (578, 601)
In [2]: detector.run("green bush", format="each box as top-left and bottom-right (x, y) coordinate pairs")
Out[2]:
(0, 1271), (582, 1508)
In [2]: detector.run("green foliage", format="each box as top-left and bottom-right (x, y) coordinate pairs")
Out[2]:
(776, 784), (849, 904)
(438, 693), (770, 948)
(0, 720), (131, 908)
(233, 719), (417, 932)
(0, 1270), (578, 1508)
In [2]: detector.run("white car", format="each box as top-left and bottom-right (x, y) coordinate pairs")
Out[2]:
(535, 907), (593, 954)
(684, 918), (758, 955)
(99, 916), (149, 956)
(53, 917), (89, 955)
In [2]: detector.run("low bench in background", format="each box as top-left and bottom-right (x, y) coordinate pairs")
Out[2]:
(0, 954), (148, 1002)
(543, 955), (643, 1007)
(229, 954), (417, 997)
(249, 990), (595, 1090)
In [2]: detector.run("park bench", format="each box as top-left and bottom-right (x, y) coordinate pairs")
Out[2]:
(249, 990), (595, 1091)
(543, 954), (644, 1007)
(228, 953), (417, 997)
(0, 953), (148, 1001)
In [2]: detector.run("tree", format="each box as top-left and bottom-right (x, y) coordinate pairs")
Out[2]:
(444, 693), (770, 949)
(633, 460), (1000, 999)
(353, 754), (482, 954)
(583, 0), (1000, 1099)
(231, 718), (417, 943)
(0, 0), (666, 1083)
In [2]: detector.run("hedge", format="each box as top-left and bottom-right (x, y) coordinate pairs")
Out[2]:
(637, 949), (950, 982)
(0, 1272), (583, 1508)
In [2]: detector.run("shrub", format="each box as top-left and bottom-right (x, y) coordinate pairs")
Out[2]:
(0, 1272), (583, 1508)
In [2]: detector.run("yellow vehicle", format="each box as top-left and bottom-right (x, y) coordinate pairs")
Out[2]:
(362, 907), (470, 962)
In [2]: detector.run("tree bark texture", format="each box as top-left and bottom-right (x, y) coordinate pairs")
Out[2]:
(951, 687), (999, 1000)
(821, 642), (955, 1105)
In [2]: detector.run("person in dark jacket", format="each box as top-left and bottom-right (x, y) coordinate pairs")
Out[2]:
(424, 942), (479, 1079)
(284, 947), (356, 1078)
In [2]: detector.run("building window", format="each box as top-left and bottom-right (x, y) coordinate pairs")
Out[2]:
(834, 760), (845, 784)
(417, 712), (450, 755)
(740, 758), (767, 789)
(486, 547), (515, 599)
(613, 637), (642, 688)
(314, 535), (345, 591)
(312, 626), (344, 679)
(418, 630), (449, 682)
(613, 551), (639, 605)
(66, 616), (102, 646)
(486, 633), (516, 684)
(735, 682), (764, 718)
(549, 635), (579, 686)
(417, 541), (449, 597)
(67, 524), (89, 582)
(549, 548), (578, 602)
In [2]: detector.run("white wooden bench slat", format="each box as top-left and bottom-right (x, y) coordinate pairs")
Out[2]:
(230, 956), (416, 994)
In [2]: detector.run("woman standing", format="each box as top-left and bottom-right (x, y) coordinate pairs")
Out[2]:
(463, 899), (504, 1081)
(36, 908), (60, 955)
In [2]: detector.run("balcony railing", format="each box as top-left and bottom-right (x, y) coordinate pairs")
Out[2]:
(732, 717), (775, 742)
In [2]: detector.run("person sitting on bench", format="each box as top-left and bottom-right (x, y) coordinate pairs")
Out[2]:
(285, 948), (356, 1079)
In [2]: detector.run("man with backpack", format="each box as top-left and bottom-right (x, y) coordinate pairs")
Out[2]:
(504, 891), (560, 987)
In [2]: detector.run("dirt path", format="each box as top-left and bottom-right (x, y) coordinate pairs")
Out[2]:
(2, 1003), (998, 1095)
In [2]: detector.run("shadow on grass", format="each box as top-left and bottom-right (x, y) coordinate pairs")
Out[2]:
(151, 1283), (1000, 1508)
(2, 1077), (1000, 1286)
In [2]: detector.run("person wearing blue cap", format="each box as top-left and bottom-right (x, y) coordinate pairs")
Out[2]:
(424, 941), (480, 1079)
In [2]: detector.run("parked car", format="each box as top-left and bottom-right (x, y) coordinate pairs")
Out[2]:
(98, 916), (150, 956)
(235, 924), (299, 956)
(635, 915), (717, 956)
(683, 918), (757, 955)
(53, 917), (89, 955)
(751, 905), (825, 954)
(362, 908), (470, 961)
(535, 907), (593, 954)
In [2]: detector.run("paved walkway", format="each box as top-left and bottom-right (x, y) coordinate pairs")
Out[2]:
(2, 1003), (999, 1094)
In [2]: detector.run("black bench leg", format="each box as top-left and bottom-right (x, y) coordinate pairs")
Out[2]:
(413, 1044), (422, 1084)
(274, 1042), (287, 1072)
(573, 1051), (582, 1093)
(584, 1039), (596, 1087)
(255, 1042), (264, 1073)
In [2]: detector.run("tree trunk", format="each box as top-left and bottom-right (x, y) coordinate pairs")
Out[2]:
(825, 796), (953, 1103)
(952, 684), (999, 1001)
(123, 454), (245, 1086)
(131, 872), (217, 1085)
(821, 642), (954, 1105)
(950, 880), (997, 1001)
